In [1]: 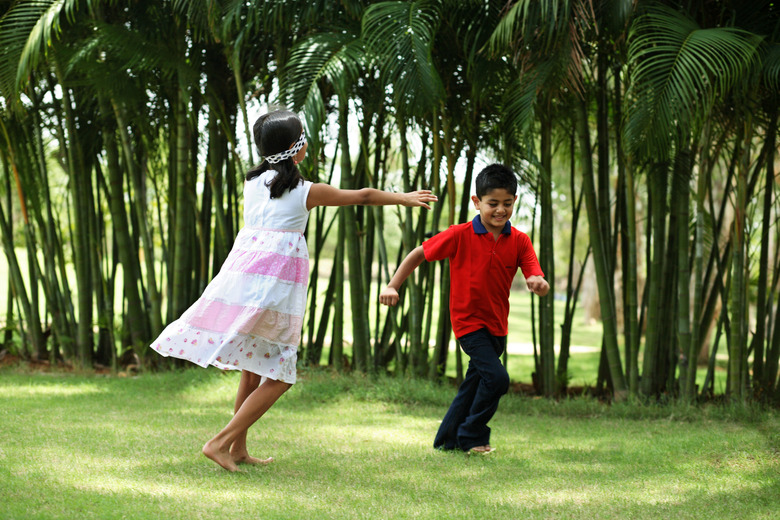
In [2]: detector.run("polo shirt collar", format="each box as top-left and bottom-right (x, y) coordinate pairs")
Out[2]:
(472, 214), (512, 235)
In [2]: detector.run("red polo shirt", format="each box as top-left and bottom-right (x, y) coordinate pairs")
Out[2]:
(422, 215), (544, 338)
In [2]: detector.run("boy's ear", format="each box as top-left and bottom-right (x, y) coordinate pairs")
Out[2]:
(471, 195), (481, 208)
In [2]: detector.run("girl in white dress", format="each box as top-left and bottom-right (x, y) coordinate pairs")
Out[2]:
(150, 110), (436, 471)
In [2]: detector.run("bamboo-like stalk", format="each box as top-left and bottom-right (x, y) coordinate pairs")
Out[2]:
(538, 109), (555, 396)
(729, 120), (752, 402)
(338, 97), (369, 372)
(55, 60), (93, 367)
(100, 95), (148, 346)
(576, 98), (627, 399)
(675, 148), (692, 399)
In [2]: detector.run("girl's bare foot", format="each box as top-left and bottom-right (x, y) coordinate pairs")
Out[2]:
(203, 440), (239, 472)
(231, 451), (274, 465)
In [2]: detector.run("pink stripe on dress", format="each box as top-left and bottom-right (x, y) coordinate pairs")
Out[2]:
(184, 298), (302, 345)
(221, 249), (308, 284)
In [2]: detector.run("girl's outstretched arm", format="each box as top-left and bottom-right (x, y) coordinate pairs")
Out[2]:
(306, 184), (436, 211)
(379, 246), (426, 307)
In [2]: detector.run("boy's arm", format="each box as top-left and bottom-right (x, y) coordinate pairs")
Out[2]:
(379, 246), (426, 307)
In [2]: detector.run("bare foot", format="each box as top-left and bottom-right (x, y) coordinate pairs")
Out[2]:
(203, 440), (239, 472)
(231, 452), (274, 465)
(468, 445), (495, 455)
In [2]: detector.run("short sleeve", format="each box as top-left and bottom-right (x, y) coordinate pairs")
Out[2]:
(422, 225), (459, 262)
(516, 231), (544, 278)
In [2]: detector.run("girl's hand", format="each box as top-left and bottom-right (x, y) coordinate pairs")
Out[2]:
(379, 287), (400, 307)
(402, 190), (438, 210)
(526, 275), (550, 297)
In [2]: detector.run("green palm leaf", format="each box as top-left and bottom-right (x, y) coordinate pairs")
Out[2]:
(281, 30), (366, 151)
(762, 43), (780, 92)
(0, 0), (87, 95)
(488, 0), (578, 55)
(624, 5), (762, 158)
(362, 0), (444, 115)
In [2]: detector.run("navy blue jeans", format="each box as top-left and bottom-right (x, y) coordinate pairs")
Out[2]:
(433, 328), (510, 451)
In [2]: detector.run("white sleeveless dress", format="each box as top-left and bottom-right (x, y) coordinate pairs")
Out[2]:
(150, 172), (312, 384)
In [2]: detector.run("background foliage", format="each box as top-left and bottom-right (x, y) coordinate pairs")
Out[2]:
(1, 0), (779, 404)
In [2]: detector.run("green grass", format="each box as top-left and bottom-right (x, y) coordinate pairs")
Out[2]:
(2, 367), (777, 520)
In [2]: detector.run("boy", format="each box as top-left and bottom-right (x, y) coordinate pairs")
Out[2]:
(379, 163), (549, 454)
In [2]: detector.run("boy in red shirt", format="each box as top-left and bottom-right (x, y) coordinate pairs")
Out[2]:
(380, 164), (549, 454)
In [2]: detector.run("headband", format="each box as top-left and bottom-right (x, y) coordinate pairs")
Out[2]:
(264, 131), (306, 164)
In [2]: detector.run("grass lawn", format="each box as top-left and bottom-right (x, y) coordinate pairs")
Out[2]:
(1, 367), (777, 520)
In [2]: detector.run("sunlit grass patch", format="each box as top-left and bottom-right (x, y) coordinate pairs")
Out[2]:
(2, 368), (778, 520)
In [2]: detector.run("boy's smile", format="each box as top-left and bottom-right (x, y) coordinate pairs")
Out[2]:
(472, 188), (517, 239)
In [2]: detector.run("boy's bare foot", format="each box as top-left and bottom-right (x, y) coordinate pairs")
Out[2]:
(203, 441), (239, 472)
(230, 450), (274, 465)
(468, 445), (495, 455)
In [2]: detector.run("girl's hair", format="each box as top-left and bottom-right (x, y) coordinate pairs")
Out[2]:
(246, 110), (305, 198)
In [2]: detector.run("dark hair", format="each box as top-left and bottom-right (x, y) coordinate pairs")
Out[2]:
(245, 110), (305, 199)
(474, 163), (518, 198)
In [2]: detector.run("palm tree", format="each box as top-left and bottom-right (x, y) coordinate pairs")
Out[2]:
(624, 3), (762, 400)
(489, 0), (631, 397)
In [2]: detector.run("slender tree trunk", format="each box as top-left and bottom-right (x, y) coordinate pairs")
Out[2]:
(538, 110), (555, 396)
(729, 120), (752, 402)
(761, 116), (780, 397)
(558, 133), (589, 393)
(399, 118), (423, 375)
(339, 97), (369, 372)
(171, 88), (193, 319)
(332, 219), (345, 369)
(112, 100), (163, 337)
(675, 148), (693, 399)
(99, 95), (148, 345)
(641, 161), (669, 397)
(55, 62), (93, 367)
(0, 195), (37, 356)
(687, 122), (712, 402)
(614, 68), (639, 395)
(576, 98), (627, 399)
(754, 108), (777, 397)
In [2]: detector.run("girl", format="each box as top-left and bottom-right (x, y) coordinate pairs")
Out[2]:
(150, 109), (436, 471)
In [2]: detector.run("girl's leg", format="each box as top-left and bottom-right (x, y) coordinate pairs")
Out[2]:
(229, 371), (263, 463)
(203, 377), (292, 471)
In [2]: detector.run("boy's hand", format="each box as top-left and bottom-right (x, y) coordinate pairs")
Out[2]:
(526, 276), (550, 297)
(379, 287), (400, 306)
(402, 190), (437, 210)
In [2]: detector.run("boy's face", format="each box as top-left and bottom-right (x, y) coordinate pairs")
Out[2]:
(471, 188), (517, 235)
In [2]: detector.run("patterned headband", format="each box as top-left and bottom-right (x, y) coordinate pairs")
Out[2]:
(265, 131), (307, 164)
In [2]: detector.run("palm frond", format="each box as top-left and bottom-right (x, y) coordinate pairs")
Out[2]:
(0, 0), (83, 95)
(362, 0), (444, 116)
(487, 0), (577, 55)
(624, 5), (762, 160)
(487, 0), (587, 98)
(762, 43), (780, 92)
(281, 30), (366, 151)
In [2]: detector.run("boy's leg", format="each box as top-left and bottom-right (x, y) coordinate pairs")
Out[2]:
(433, 361), (480, 450)
(455, 329), (509, 451)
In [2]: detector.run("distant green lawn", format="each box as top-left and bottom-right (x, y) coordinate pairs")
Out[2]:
(2, 368), (777, 520)
(1, 248), (730, 393)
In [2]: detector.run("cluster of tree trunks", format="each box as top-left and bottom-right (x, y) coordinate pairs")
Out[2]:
(1, 1), (779, 403)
